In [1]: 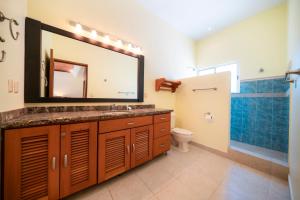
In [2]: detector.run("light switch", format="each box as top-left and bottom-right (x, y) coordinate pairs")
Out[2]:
(8, 80), (13, 93)
(14, 81), (19, 94)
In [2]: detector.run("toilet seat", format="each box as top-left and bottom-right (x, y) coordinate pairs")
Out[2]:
(172, 128), (192, 135)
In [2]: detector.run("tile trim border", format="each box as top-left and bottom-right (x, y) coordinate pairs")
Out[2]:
(241, 75), (285, 82)
(231, 92), (289, 98)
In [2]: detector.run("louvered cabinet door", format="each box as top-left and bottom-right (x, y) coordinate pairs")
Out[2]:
(98, 129), (130, 183)
(4, 126), (60, 200)
(60, 122), (97, 198)
(131, 125), (153, 168)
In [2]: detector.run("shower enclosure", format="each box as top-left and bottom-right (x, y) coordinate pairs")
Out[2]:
(230, 77), (289, 164)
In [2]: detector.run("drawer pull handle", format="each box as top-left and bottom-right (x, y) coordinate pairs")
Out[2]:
(128, 122), (135, 125)
(160, 129), (166, 132)
(132, 143), (135, 152)
(51, 157), (56, 170)
(64, 154), (68, 168)
(160, 144), (165, 147)
(160, 117), (166, 120)
(127, 145), (130, 154)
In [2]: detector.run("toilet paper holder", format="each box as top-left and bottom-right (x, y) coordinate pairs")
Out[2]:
(204, 112), (213, 121)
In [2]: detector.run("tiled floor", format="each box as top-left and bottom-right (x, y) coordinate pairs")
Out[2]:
(66, 145), (290, 200)
(230, 140), (288, 166)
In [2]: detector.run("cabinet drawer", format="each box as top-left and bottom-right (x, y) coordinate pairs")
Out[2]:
(99, 116), (153, 133)
(154, 122), (170, 139)
(154, 113), (170, 124)
(153, 135), (171, 157)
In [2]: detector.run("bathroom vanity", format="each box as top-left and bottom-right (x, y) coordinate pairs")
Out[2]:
(0, 106), (172, 200)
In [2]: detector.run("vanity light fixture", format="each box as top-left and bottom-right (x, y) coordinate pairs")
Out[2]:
(135, 47), (142, 55)
(127, 43), (134, 52)
(90, 30), (97, 39)
(71, 21), (143, 55)
(102, 35), (110, 44)
(75, 23), (82, 33)
(115, 40), (123, 48)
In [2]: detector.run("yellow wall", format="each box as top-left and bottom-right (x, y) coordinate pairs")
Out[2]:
(25, 0), (195, 110)
(195, 3), (288, 80)
(0, 0), (27, 112)
(175, 73), (231, 153)
(287, 0), (300, 199)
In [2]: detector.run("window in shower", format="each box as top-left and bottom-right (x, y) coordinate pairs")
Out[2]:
(196, 63), (239, 93)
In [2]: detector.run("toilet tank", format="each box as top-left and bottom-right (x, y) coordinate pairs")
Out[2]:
(171, 113), (176, 129)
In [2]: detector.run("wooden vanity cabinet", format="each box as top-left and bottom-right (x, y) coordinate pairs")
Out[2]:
(153, 114), (171, 157)
(130, 125), (153, 168)
(3, 112), (171, 199)
(3, 122), (97, 200)
(4, 125), (60, 200)
(98, 116), (154, 183)
(60, 122), (97, 198)
(98, 129), (131, 183)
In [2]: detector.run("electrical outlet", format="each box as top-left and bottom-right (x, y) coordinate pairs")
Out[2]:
(8, 80), (13, 93)
(14, 81), (19, 94)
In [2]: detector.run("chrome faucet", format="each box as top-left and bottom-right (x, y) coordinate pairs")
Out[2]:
(126, 105), (132, 111)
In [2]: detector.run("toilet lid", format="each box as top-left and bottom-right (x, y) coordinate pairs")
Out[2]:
(172, 128), (192, 135)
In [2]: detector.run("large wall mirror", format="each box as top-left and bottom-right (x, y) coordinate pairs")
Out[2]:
(25, 18), (144, 103)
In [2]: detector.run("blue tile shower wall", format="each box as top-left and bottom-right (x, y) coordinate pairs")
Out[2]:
(231, 78), (289, 153)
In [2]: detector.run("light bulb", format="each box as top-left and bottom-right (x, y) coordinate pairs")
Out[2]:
(91, 30), (97, 39)
(127, 43), (133, 52)
(115, 40), (123, 48)
(75, 23), (82, 33)
(135, 47), (142, 55)
(103, 35), (110, 44)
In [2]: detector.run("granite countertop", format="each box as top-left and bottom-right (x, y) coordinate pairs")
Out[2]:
(0, 108), (173, 129)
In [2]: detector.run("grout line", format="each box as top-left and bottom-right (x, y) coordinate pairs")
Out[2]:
(107, 184), (114, 200)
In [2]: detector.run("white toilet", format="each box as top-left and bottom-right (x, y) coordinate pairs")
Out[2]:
(171, 113), (193, 152)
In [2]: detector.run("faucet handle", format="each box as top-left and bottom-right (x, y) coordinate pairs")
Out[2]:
(126, 105), (132, 111)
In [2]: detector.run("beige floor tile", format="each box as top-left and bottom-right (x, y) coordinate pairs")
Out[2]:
(64, 145), (291, 200)
(135, 157), (176, 193)
(268, 177), (290, 200)
(215, 165), (272, 200)
(66, 183), (112, 200)
(176, 164), (220, 200)
(155, 179), (199, 200)
(108, 172), (153, 200)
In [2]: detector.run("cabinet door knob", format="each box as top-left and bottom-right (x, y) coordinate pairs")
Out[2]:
(132, 143), (135, 152)
(64, 154), (68, 168)
(51, 157), (56, 170)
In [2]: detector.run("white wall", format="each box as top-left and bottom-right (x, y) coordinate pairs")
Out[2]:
(175, 73), (231, 152)
(26, 0), (195, 109)
(0, 0), (27, 112)
(287, 0), (300, 199)
(195, 3), (288, 81)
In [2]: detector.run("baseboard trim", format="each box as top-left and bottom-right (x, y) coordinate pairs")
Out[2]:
(190, 141), (229, 158)
(288, 175), (294, 200)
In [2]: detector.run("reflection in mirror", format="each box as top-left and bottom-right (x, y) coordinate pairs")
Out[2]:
(41, 30), (138, 99)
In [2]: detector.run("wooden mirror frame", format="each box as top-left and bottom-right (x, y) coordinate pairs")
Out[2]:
(25, 17), (144, 103)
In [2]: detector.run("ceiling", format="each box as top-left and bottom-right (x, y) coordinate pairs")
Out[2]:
(136, 0), (286, 39)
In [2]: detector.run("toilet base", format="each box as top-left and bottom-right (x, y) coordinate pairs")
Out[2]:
(178, 142), (189, 152)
